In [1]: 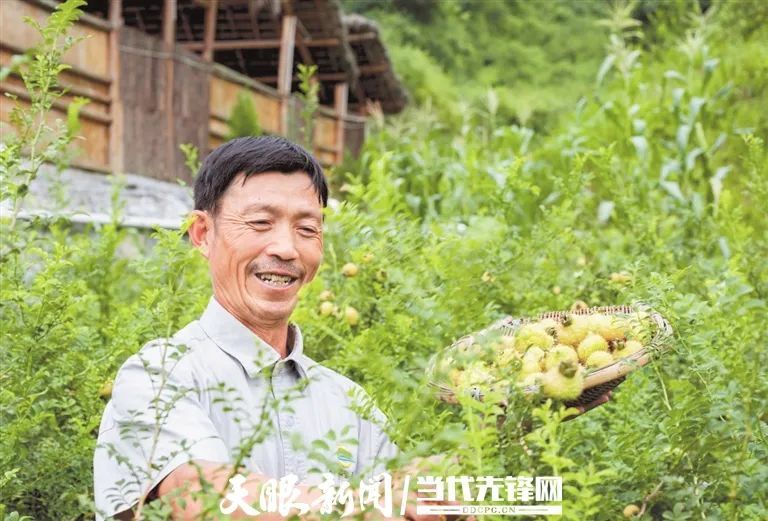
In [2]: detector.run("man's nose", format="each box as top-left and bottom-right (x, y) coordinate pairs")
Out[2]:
(264, 227), (299, 261)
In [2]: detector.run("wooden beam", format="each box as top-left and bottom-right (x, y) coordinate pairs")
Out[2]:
(277, 14), (296, 135)
(334, 82), (348, 165)
(182, 38), (280, 51)
(254, 71), (349, 83)
(108, 0), (124, 173)
(180, 37), (338, 51)
(359, 63), (390, 75)
(163, 0), (177, 177)
(346, 31), (377, 43)
(294, 17), (315, 66)
(202, 0), (218, 62)
(252, 62), (387, 84)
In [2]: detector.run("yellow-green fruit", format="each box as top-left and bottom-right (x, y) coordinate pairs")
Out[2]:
(577, 333), (609, 363)
(496, 346), (520, 367)
(585, 313), (626, 340)
(599, 315), (629, 341)
(341, 262), (359, 277)
(521, 346), (546, 374)
(623, 504), (640, 518)
(518, 371), (544, 387)
(99, 379), (113, 399)
(521, 358), (543, 376)
(514, 324), (555, 352)
(362, 252), (375, 263)
(610, 271), (633, 284)
(536, 318), (560, 338)
(541, 361), (583, 400)
(344, 306), (359, 326)
(319, 290), (334, 301)
(586, 350), (614, 369)
(453, 362), (493, 389)
(319, 301), (335, 317)
(557, 315), (590, 346)
(615, 339), (643, 359)
(543, 344), (578, 371)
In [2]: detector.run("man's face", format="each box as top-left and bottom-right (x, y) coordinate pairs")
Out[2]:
(201, 171), (323, 326)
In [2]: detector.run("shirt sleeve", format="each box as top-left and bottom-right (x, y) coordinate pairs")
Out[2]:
(93, 339), (229, 520)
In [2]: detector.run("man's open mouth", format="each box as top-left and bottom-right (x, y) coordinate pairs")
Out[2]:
(254, 272), (299, 287)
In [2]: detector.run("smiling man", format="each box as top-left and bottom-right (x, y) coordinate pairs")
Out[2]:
(93, 137), (409, 520)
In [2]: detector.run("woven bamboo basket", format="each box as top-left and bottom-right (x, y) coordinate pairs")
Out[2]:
(428, 305), (673, 408)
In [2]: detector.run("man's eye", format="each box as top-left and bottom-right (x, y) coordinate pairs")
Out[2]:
(299, 227), (319, 235)
(249, 220), (270, 227)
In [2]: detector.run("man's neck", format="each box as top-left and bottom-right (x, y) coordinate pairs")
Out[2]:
(213, 296), (291, 358)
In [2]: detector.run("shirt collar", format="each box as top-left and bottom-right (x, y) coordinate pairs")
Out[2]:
(198, 296), (313, 379)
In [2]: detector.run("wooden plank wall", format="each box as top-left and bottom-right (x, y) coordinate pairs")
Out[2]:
(120, 26), (209, 183)
(1, 0), (364, 184)
(0, 0), (111, 171)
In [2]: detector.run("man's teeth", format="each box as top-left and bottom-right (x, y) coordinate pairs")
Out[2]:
(256, 273), (294, 286)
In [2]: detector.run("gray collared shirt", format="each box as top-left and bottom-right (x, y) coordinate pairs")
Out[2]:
(94, 297), (399, 519)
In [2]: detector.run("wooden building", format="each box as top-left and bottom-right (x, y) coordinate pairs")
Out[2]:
(0, 0), (407, 185)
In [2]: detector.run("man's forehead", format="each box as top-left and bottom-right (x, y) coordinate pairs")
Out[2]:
(218, 172), (322, 215)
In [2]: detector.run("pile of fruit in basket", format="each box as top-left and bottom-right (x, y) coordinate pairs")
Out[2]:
(435, 309), (657, 401)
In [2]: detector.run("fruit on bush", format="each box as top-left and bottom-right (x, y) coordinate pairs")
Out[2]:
(586, 350), (614, 368)
(541, 360), (584, 400)
(557, 314), (590, 346)
(341, 262), (359, 277)
(543, 344), (578, 370)
(344, 306), (360, 326)
(570, 300), (589, 311)
(319, 301), (335, 317)
(481, 271), (495, 283)
(319, 290), (334, 301)
(362, 252), (375, 263)
(610, 271), (633, 284)
(577, 333), (609, 362)
(514, 324), (555, 352)
(623, 504), (640, 518)
(98, 379), (113, 399)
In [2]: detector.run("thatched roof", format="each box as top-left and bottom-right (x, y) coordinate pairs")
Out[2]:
(80, 0), (406, 113)
(344, 14), (407, 114)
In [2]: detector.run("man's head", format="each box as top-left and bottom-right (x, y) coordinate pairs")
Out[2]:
(189, 136), (327, 333)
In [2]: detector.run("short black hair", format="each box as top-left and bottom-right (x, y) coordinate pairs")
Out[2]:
(193, 136), (328, 215)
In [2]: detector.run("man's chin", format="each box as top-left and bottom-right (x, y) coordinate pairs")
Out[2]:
(246, 298), (297, 323)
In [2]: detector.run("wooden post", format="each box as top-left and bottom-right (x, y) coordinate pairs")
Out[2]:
(202, 0), (218, 62)
(334, 82), (348, 164)
(277, 14), (296, 136)
(108, 0), (124, 173)
(162, 0), (177, 178)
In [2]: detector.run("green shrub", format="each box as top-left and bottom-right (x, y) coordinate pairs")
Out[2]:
(225, 90), (262, 139)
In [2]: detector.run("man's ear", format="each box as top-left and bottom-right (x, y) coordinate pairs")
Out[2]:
(187, 210), (213, 259)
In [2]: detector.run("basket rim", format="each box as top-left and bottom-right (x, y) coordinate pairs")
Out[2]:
(428, 304), (673, 403)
